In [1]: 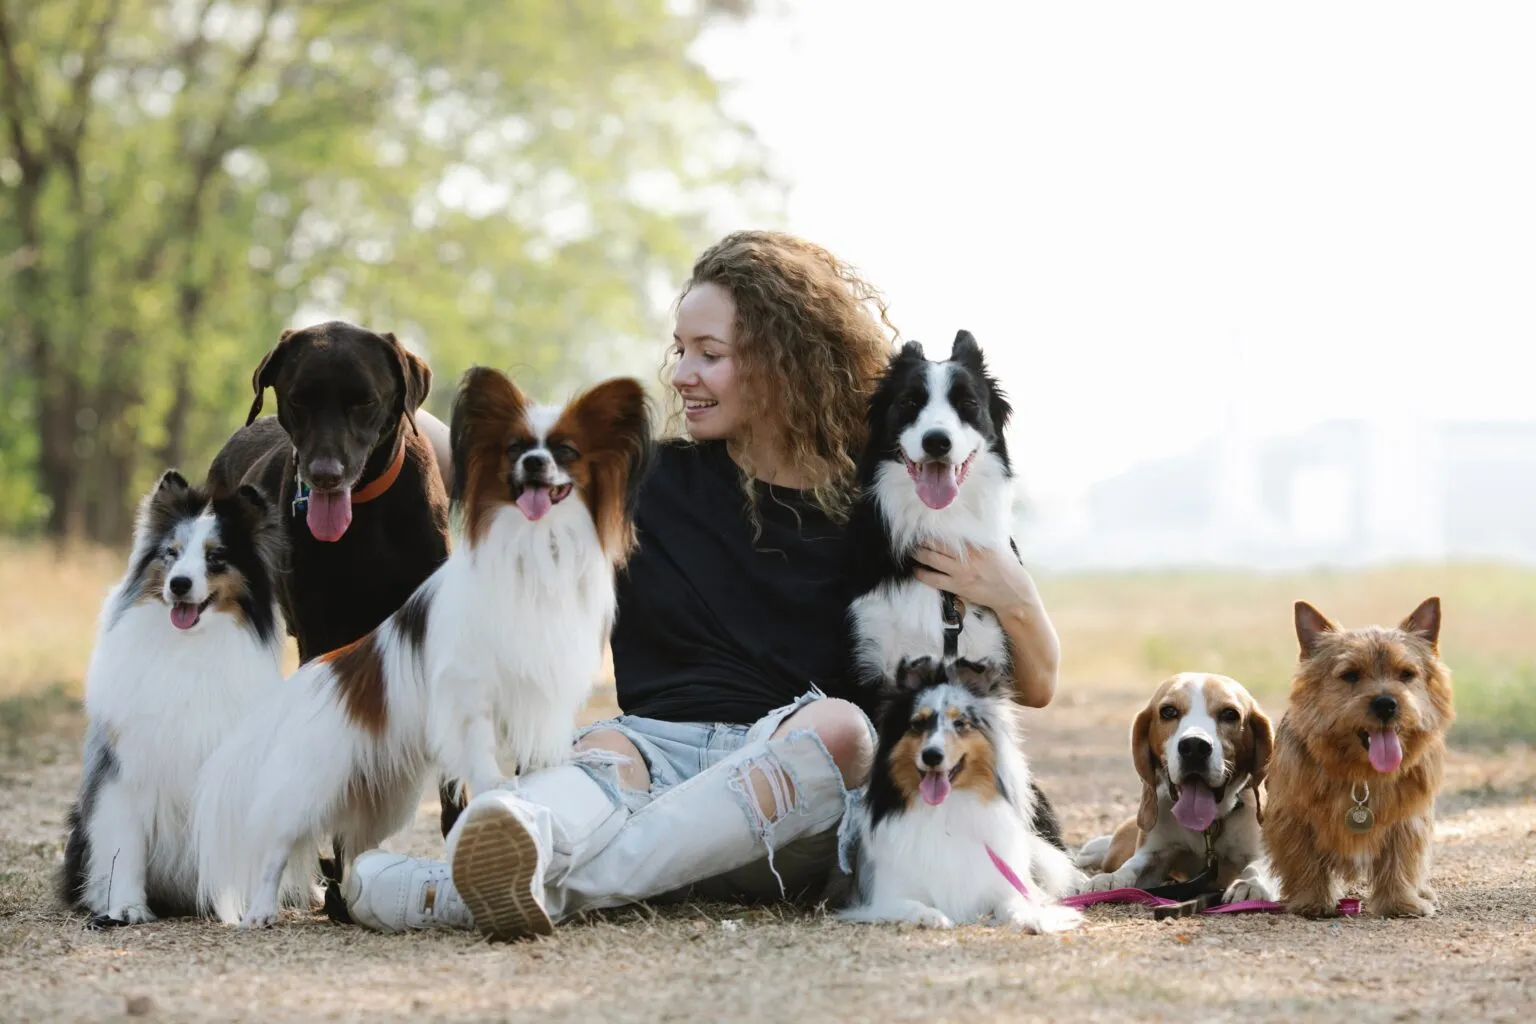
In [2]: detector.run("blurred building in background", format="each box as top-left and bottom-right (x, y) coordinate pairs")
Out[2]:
(1025, 418), (1536, 570)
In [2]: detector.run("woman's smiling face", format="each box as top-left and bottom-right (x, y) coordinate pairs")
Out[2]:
(671, 282), (746, 443)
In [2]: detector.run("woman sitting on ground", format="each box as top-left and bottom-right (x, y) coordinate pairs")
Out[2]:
(341, 230), (1063, 938)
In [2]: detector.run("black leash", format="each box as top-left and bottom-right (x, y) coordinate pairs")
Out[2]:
(1145, 822), (1226, 919)
(941, 590), (964, 658)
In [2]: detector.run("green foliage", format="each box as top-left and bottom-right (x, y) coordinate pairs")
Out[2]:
(0, 0), (773, 540)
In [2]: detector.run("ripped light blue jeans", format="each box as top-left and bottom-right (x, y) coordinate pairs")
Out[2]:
(506, 687), (868, 921)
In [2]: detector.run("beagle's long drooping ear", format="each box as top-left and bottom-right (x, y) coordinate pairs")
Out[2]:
(380, 331), (431, 427)
(246, 329), (298, 425)
(1294, 600), (1338, 659)
(1238, 703), (1276, 825)
(1129, 702), (1161, 833)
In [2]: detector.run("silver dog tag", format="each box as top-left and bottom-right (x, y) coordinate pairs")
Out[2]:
(1345, 805), (1375, 833)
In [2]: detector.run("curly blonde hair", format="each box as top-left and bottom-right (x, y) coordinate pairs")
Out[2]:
(665, 230), (897, 527)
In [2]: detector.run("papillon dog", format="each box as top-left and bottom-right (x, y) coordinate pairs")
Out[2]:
(59, 471), (302, 926)
(192, 367), (653, 927)
(839, 657), (1084, 932)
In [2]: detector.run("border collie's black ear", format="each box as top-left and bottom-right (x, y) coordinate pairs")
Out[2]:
(247, 329), (298, 425)
(951, 330), (984, 371)
(899, 340), (926, 362)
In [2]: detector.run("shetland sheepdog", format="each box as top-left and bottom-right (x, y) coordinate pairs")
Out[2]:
(844, 329), (1071, 853)
(839, 657), (1084, 932)
(192, 368), (653, 927)
(59, 471), (303, 926)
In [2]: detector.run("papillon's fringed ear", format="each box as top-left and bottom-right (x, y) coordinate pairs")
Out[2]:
(559, 376), (653, 564)
(449, 366), (529, 543)
(246, 329), (297, 425)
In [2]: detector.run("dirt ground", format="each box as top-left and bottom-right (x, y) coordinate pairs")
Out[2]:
(2, 685), (1533, 1024)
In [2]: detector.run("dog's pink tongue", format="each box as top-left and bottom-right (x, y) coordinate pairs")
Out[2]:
(306, 489), (352, 542)
(1172, 780), (1219, 832)
(170, 603), (200, 630)
(516, 486), (553, 521)
(919, 772), (952, 807)
(1368, 729), (1403, 773)
(916, 462), (960, 510)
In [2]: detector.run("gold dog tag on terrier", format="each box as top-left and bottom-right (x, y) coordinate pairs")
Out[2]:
(1345, 805), (1375, 833)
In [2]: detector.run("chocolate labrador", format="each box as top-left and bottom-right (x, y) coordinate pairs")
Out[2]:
(206, 321), (469, 869)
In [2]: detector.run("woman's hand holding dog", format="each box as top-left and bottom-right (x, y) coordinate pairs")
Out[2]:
(911, 542), (1060, 708)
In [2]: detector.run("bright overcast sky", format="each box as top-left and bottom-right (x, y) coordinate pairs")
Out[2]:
(695, 0), (1536, 502)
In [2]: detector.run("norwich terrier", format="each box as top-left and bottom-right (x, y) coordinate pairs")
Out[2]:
(1262, 597), (1454, 918)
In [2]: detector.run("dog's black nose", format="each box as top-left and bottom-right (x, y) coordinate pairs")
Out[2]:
(1370, 694), (1399, 722)
(920, 748), (944, 768)
(1177, 736), (1212, 763)
(169, 575), (192, 598)
(921, 431), (951, 457)
(518, 451), (550, 478)
(308, 457), (344, 491)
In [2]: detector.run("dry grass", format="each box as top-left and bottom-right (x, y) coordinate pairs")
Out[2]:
(1, 544), (1534, 1022)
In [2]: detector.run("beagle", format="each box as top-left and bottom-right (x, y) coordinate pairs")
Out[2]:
(1074, 672), (1276, 902)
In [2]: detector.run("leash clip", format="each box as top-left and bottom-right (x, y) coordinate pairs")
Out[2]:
(292, 475), (310, 515)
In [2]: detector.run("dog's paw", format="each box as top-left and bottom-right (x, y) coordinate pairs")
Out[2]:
(1223, 876), (1276, 903)
(1080, 870), (1130, 894)
(1417, 883), (1439, 903)
(914, 907), (954, 929)
(95, 903), (155, 927)
(237, 903), (281, 929)
(1286, 899), (1341, 919)
(1367, 893), (1435, 919)
(1001, 902), (1084, 935)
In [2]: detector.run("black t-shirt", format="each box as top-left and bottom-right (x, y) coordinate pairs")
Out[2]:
(612, 439), (855, 724)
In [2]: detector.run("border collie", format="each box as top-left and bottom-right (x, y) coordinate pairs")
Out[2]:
(839, 657), (1084, 931)
(192, 368), (652, 927)
(58, 471), (305, 926)
(844, 329), (1071, 854)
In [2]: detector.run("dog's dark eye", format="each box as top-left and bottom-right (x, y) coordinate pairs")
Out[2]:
(206, 549), (228, 573)
(953, 718), (971, 732)
(1219, 708), (1241, 724)
(898, 395), (922, 412)
(1341, 669), (1361, 684)
(1398, 668), (1417, 682)
(1159, 704), (1179, 720)
(955, 396), (979, 415)
(549, 442), (580, 463)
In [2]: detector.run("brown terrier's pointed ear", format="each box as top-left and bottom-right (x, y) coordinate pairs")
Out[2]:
(1240, 704), (1275, 825)
(246, 329), (297, 425)
(1400, 596), (1441, 650)
(1130, 702), (1160, 833)
(381, 331), (431, 427)
(1294, 600), (1337, 658)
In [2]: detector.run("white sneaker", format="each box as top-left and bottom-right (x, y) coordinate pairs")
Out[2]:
(341, 851), (473, 933)
(449, 791), (554, 940)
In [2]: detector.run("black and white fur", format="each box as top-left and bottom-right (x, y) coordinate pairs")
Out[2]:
(839, 658), (1084, 931)
(844, 330), (1070, 853)
(58, 470), (312, 926)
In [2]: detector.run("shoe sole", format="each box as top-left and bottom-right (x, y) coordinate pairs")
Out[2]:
(451, 802), (553, 940)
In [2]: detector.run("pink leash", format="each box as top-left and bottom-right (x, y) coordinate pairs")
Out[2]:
(986, 844), (1361, 917)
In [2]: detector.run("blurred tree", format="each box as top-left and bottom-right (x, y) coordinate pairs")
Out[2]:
(0, 0), (771, 542)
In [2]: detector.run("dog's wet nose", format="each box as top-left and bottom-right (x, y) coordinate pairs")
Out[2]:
(518, 451), (551, 479)
(1177, 736), (1212, 763)
(308, 457), (344, 491)
(921, 431), (952, 457)
(920, 747), (944, 768)
(1370, 694), (1399, 723)
(169, 575), (192, 598)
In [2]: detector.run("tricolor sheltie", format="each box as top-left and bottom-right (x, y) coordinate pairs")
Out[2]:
(844, 330), (1075, 856)
(59, 471), (297, 926)
(839, 658), (1083, 932)
(191, 368), (652, 927)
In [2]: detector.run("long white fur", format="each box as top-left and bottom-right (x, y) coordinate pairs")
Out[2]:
(192, 405), (614, 928)
(840, 689), (1084, 932)
(75, 507), (302, 922)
